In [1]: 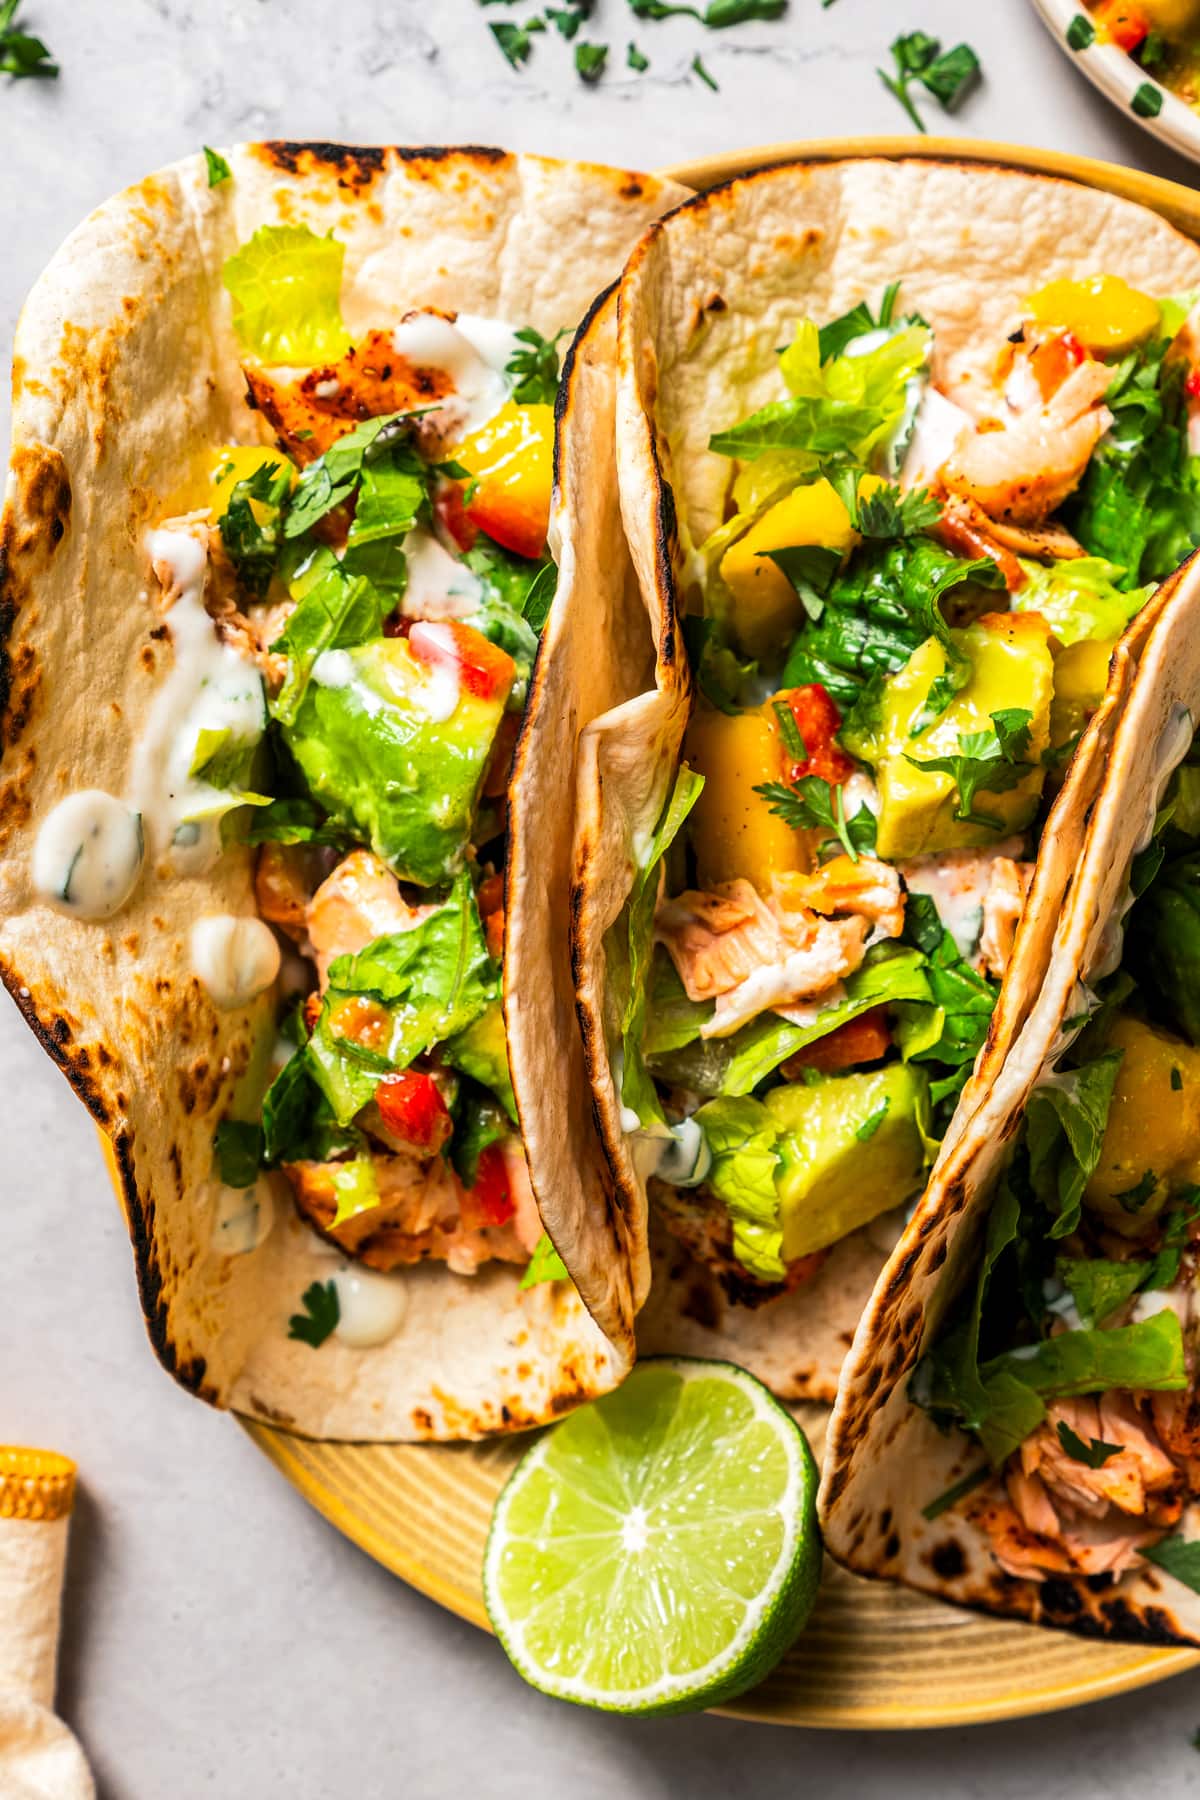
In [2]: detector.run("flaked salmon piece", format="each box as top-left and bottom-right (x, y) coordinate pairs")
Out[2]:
(941, 357), (1112, 525)
(656, 876), (872, 1040)
(931, 495), (1025, 592)
(977, 1392), (1185, 1582)
(285, 1146), (533, 1276)
(244, 325), (458, 463)
(255, 844), (317, 948)
(977, 857), (1035, 980)
(777, 855), (905, 940)
(305, 849), (432, 989)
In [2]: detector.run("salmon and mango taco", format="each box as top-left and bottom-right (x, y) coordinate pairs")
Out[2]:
(821, 547), (1200, 1644)
(0, 142), (683, 1440)
(568, 157), (1200, 1400)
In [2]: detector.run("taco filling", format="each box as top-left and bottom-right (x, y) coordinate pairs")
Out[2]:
(914, 718), (1200, 1583)
(37, 219), (571, 1329)
(612, 274), (1200, 1304)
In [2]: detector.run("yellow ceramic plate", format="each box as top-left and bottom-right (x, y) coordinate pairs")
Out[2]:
(166, 138), (1200, 1726)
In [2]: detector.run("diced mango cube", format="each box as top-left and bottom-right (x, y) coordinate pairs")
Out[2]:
(685, 709), (809, 890)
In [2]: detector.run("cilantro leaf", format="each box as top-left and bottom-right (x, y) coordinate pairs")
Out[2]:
(1056, 1420), (1122, 1469)
(204, 146), (232, 188)
(627, 39), (649, 67)
(692, 52), (718, 88)
(852, 481), (942, 540)
(505, 325), (567, 406)
(0, 0), (55, 77)
(880, 32), (981, 132)
(855, 1098), (891, 1142)
(490, 20), (537, 66)
(755, 775), (877, 863)
(520, 1233), (570, 1288)
(269, 553), (386, 727)
(1140, 1534), (1200, 1593)
(288, 1280), (340, 1348)
(575, 40), (608, 81)
(284, 414), (429, 541)
(547, 0), (595, 34)
(213, 1119), (264, 1189)
(217, 458), (291, 595)
(702, 0), (785, 19)
(904, 709), (1035, 831)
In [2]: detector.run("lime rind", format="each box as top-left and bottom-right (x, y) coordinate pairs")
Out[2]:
(483, 1357), (820, 1715)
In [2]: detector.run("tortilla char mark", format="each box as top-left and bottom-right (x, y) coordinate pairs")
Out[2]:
(255, 141), (512, 193)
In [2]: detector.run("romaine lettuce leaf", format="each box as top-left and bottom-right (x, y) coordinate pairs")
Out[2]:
(222, 223), (351, 365)
(270, 549), (386, 727)
(1055, 1255), (1150, 1328)
(646, 943), (932, 1099)
(614, 765), (705, 1129)
(693, 1095), (785, 1281)
(1025, 1050), (1124, 1240)
(1013, 556), (1150, 647)
(709, 315), (931, 469)
(307, 871), (497, 1126)
(519, 1233), (569, 1289)
(980, 1308), (1186, 1403)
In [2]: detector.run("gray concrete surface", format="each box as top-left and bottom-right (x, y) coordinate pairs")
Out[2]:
(4, 1), (1200, 1792)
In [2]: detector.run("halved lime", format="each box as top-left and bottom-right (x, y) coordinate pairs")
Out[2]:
(482, 1357), (821, 1714)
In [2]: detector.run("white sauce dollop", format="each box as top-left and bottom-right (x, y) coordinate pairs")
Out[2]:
(191, 914), (281, 1010)
(331, 1265), (409, 1348)
(390, 314), (511, 438)
(312, 649), (355, 689)
(401, 529), (485, 620)
(131, 527), (266, 873)
(210, 1179), (275, 1256)
(32, 790), (144, 919)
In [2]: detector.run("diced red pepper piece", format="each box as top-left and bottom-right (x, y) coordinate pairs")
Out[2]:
(435, 482), (479, 553)
(1186, 369), (1200, 400)
(773, 683), (855, 787)
(407, 620), (516, 704)
(1093, 1), (1149, 51)
(781, 1006), (891, 1078)
(461, 1143), (515, 1229)
(375, 1070), (453, 1155)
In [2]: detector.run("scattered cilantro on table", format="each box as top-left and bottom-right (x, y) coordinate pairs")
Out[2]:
(879, 31), (981, 132)
(0, 0), (56, 78)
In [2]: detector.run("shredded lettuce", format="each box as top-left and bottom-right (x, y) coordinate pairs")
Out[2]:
(1025, 1050), (1124, 1240)
(305, 872), (497, 1125)
(1013, 556), (1150, 647)
(693, 1096), (785, 1281)
(614, 766), (705, 1129)
(222, 223), (351, 365)
(519, 1233), (570, 1289)
(709, 314), (930, 468)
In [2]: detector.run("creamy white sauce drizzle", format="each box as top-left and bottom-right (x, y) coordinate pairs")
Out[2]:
(390, 313), (511, 438)
(32, 790), (144, 919)
(626, 1117), (713, 1188)
(331, 1265), (409, 1348)
(210, 1179), (275, 1256)
(405, 622), (466, 721)
(132, 528), (266, 873)
(899, 387), (972, 491)
(191, 914), (281, 1009)
(401, 528), (485, 620)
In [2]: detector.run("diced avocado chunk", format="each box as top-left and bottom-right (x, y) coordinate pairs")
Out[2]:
(850, 617), (1053, 860)
(1048, 636), (1114, 758)
(764, 1063), (931, 1260)
(282, 637), (508, 886)
(443, 1001), (517, 1121)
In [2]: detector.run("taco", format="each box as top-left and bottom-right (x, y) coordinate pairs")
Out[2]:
(0, 141), (684, 1441)
(821, 547), (1200, 1645)
(568, 156), (1200, 1402)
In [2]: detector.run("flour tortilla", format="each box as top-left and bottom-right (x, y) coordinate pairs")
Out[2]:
(821, 549), (1200, 1645)
(569, 156), (1200, 1399)
(0, 142), (682, 1440)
